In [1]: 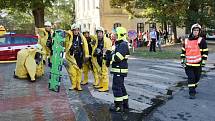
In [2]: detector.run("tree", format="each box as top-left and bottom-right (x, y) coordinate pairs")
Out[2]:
(110, 0), (215, 41)
(45, 0), (75, 30)
(110, 0), (188, 42)
(0, 0), (56, 27)
(0, 9), (34, 32)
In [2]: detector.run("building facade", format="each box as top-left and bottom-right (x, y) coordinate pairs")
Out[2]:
(75, 0), (185, 37)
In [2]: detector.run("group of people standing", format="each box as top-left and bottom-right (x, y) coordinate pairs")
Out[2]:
(34, 22), (131, 112)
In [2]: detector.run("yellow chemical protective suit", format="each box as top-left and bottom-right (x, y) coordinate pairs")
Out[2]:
(65, 30), (89, 91)
(37, 28), (53, 63)
(91, 35), (112, 92)
(0, 25), (6, 36)
(14, 47), (45, 81)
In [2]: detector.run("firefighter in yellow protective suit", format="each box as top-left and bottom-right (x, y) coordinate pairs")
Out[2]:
(0, 25), (6, 36)
(65, 24), (89, 91)
(91, 27), (112, 92)
(36, 21), (53, 67)
(81, 28), (96, 85)
(14, 44), (45, 82)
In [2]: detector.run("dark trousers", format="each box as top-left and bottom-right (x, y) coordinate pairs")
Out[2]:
(150, 39), (156, 52)
(185, 66), (202, 94)
(112, 74), (127, 100)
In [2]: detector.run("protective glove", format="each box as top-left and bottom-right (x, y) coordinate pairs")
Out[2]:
(201, 60), (206, 67)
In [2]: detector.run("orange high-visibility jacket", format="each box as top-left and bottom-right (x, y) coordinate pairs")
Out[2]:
(185, 37), (202, 64)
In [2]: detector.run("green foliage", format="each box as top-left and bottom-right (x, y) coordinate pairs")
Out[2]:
(45, 0), (75, 30)
(110, 0), (215, 29)
(0, 9), (34, 31)
(0, 0), (75, 30)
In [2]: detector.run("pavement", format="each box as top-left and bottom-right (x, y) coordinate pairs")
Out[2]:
(144, 53), (215, 121)
(144, 67), (215, 121)
(0, 63), (75, 121)
(0, 52), (214, 121)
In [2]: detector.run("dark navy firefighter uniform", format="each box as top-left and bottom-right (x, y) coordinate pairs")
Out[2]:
(107, 39), (130, 112)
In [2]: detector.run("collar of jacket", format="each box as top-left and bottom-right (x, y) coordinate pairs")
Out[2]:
(188, 34), (199, 40)
(115, 40), (124, 45)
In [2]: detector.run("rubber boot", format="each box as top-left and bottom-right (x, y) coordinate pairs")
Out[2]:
(109, 101), (123, 112)
(76, 82), (83, 91)
(123, 99), (129, 112)
(94, 80), (103, 89)
(81, 80), (88, 85)
(189, 87), (196, 99)
(98, 82), (109, 92)
(93, 79), (99, 86)
(76, 74), (83, 91)
(69, 76), (76, 90)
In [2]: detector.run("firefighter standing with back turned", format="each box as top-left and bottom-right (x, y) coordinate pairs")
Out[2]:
(181, 23), (208, 99)
(106, 27), (130, 112)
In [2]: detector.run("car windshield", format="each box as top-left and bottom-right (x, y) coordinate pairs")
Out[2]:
(0, 36), (10, 46)
(10, 36), (37, 44)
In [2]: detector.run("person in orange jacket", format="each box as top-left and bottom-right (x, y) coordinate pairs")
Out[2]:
(181, 23), (208, 99)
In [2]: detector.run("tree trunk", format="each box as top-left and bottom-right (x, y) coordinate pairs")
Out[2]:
(172, 22), (177, 43)
(32, 7), (45, 28)
(164, 21), (168, 33)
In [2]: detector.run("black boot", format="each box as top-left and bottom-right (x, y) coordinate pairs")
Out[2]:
(189, 88), (196, 99)
(189, 93), (196, 99)
(123, 99), (129, 112)
(109, 101), (123, 112)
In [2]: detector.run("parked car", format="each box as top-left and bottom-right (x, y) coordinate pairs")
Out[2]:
(0, 34), (38, 61)
(206, 33), (215, 40)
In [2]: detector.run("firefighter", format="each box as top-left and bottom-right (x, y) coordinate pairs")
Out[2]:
(65, 23), (89, 91)
(0, 25), (6, 36)
(91, 27), (112, 92)
(81, 28), (95, 85)
(105, 27), (130, 112)
(181, 23), (208, 99)
(14, 44), (45, 82)
(36, 21), (53, 67)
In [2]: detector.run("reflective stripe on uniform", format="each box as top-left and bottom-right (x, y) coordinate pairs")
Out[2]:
(186, 55), (201, 59)
(182, 47), (185, 51)
(122, 95), (128, 100)
(116, 52), (124, 60)
(125, 55), (129, 59)
(186, 58), (201, 63)
(186, 63), (201, 66)
(188, 84), (196, 87)
(202, 54), (208, 58)
(203, 48), (208, 51)
(114, 97), (124, 101)
(111, 68), (128, 73)
(112, 54), (115, 62)
(181, 54), (185, 57)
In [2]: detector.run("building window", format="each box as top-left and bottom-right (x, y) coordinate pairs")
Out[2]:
(113, 23), (121, 29)
(137, 23), (144, 32)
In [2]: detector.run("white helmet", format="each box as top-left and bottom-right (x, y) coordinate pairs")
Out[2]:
(44, 21), (52, 27)
(96, 27), (104, 32)
(82, 28), (90, 33)
(191, 23), (201, 32)
(71, 23), (80, 30)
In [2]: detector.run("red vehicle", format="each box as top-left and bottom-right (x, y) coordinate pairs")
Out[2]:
(0, 34), (38, 61)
